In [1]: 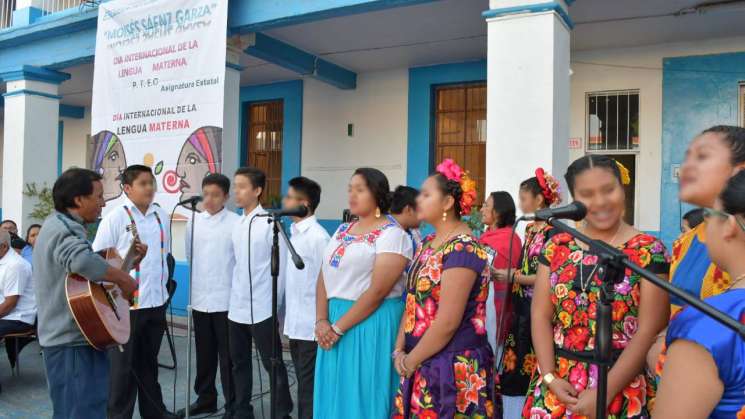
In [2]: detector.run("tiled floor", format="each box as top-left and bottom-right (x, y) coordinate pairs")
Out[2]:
(0, 325), (299, 419)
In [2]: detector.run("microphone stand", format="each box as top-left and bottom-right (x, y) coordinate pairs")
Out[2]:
(267, 215), (304, 419)
(182, 199), (198, 419)
(545, 217), (745, 419)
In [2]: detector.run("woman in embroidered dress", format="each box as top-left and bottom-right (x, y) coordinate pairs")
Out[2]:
(654, 171), (745, 419)
(646, 125), (745, 372)
(392, 159), (497, 419)
(498, 169), (560, 418)
(524, 155), (670, 419)
(314, 167), (413, 418)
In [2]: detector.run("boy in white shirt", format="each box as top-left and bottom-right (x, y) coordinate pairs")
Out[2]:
(92, 165), (178, 419)
(281, 177), (330, 419)
(229, 167), (293, 419)
(179, 173), (239, 418)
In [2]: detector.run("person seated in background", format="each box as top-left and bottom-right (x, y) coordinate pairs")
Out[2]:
(21, 224), (41, 266)
(0, 229), (36, 396)
(681, 208), (705, 234)
(389, 185), (422, 251)
(0, 229), (36, 336)
(1, 220), (18, 235)
(654, 171), (745, 419)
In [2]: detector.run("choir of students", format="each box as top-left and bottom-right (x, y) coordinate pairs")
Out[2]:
(27, 124), (745, 419)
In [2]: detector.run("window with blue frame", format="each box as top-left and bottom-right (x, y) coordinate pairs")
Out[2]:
(245, 100), (283, 208)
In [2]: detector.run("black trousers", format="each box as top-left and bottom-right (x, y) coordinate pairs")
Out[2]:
(0, 319), (33, 336)
(289, 339), (316, 419)
(229, 317), (293, 419)
(193, 310), (234, 409)
(108, 304), (168, 419)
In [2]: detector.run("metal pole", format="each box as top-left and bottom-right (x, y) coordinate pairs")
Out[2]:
(185, 204), (197, 419)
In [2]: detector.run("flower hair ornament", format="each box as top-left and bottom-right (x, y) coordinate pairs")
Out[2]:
(435, 158), (477, 216)
(535, 167), (562, 206)
(615, 160), (631, 186)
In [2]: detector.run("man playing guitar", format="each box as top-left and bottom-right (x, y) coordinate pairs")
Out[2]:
(33, 168), (141, 419)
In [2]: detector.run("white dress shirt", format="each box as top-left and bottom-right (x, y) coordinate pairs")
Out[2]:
(228, 204), (287, 325)
(283, 216), (330, 341)
(92, 196), (171, 309)
(185, 207), (240, 313)
(322, 221), (413, 301)
(0, 249), (35, 325)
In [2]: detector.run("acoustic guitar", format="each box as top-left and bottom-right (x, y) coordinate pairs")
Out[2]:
(66, 223), (139, 351)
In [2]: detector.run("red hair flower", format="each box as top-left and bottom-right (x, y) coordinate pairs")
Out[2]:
(436, 158), (477, 215)
(535, 167), (562, 206)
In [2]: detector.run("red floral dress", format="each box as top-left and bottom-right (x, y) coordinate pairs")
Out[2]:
(522, 231), (670, 419)
(392, 234), (497, 419)
(500, 222), (551, 396)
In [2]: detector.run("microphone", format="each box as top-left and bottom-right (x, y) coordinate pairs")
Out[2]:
(256, 205), (309, 218)
(177, 195), (203, 207)
(521, 201), (587, 222)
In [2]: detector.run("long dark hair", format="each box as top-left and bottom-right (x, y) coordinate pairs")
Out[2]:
(353, 168), (392, 213)
(565, 155), (622, 197)
(488, 191), (516, 228)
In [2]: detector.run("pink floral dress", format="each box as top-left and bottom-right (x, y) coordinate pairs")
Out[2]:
(392, 234), (498, 419)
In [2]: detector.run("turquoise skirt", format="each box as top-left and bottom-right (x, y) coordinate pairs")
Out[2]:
(314, 297), (404, 419)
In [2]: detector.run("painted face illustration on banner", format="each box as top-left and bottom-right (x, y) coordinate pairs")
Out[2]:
(89, 130), (127, 201)
(172, 126), (222, 211)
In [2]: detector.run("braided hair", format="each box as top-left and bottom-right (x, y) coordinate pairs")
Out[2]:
(433, 173), (463, 217)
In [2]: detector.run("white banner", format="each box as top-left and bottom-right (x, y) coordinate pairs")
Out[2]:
(91, 0), (227, 220)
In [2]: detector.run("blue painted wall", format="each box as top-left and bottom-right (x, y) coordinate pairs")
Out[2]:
(407, 60), (486, 189)
(661, 51), (745, 246)
(239, 80), (303, 197)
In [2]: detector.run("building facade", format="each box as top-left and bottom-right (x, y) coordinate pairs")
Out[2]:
(3, 0), (745, 312)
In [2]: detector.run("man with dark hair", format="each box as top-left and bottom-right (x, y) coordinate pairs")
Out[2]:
(229, 167), (293, 419)
(281, 176), (329, 419)
(389, 185), (422, 250)
(178, 173), (239, 418)
(0, 220), (18, 235)
(33, 168), (139, 419)
(92, 164), (179, 419)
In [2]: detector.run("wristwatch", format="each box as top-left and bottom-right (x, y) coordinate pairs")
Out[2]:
(543, 372), (556, 385)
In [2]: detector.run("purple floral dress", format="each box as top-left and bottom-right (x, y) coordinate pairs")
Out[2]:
(392, 234), (497, 419)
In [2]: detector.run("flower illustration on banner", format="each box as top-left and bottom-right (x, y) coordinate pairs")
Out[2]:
(89, 130), (127, 202)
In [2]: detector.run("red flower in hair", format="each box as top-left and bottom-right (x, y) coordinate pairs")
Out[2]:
(535, 167), (562, 206)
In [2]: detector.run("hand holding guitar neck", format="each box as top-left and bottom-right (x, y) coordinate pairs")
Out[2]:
(132, 240), (148, 266)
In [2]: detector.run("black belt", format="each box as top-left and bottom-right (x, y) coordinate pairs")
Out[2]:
(555, 347), (623, 367)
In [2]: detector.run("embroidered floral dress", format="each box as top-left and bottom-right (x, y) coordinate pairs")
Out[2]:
(392, 234), (497, 419)
(500, 222), (550, 397)
(522, 231), (670, 419)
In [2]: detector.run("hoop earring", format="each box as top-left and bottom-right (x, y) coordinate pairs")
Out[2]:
(442, 211), (447, 222)
(375, 207), (381, 218)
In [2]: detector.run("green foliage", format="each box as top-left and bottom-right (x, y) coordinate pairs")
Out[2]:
(464, 207), (485, 237)
(23, 183), (55, 221)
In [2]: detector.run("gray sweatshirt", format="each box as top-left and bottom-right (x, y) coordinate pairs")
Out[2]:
(33, 211), (110, 347)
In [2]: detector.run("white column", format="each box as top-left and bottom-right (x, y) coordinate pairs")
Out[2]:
(485, 1), (572, 207)
(222, 45), (243, 180)
(1, 67), (69, 231)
